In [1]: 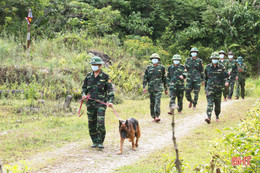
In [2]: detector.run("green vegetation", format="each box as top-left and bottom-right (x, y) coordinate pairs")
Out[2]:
(0, 0), (259, 102)
(1, 0), (259, 72)
(195, 102), (260, 172)
(0, 0), (260, 172)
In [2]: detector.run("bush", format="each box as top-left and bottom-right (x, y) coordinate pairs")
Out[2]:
(245, 77), (260, 97)
(124, 36), (170, 64)
(194, 102), (260, 172)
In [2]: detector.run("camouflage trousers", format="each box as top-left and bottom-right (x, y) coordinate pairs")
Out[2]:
(169, 88), (184, 112)
(149, 91), (162, 118)
(87, 102), (106, 144)
(235, 80), (245, 99)
(185, 78), (201, 107)
(222, 85), (229, 99)
(206, 90), (222, 119)
(228, 79), (236, 99)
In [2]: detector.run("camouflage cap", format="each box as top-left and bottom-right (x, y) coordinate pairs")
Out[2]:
(228, 51), (234, 55)
(89, 56), (104, 64)
(219, 50), (226, 54)
(190, 47), (199, 53)
(150, 53), (161, 59)
(237, 56), (243, 61)
(172, 54), (182, 60)
(210, 52), (220, 59)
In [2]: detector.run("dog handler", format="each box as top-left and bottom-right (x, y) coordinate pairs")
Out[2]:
(82, 56), (114, 148)
(143, 53), (168, 122)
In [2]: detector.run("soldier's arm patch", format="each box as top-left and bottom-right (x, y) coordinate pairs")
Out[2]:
(108, 79), (112, 83)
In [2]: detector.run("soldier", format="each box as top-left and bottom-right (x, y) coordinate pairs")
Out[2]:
(204, 52), (229, 124)
(82, 56), (114, 149)
(235, 56), (247, 99)
(167, 54), (186, 114)
(185, 47), (205, 110)
(219, 50), (229, 101)
(226, 51), (238, 100)
(143, 53), (168, 122)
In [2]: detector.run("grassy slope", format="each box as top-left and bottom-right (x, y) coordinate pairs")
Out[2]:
(115, 97), (257, 173)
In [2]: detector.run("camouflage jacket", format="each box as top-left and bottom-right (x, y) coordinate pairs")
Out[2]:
(143, 64), (167, 92)
(205, 63), (229, 92)
(82, 71), (114, 105)
(219, 59), (228, 69)
(185, 57), (204, 81)
(226, 59), (238, 80)
(237, 62), (247, 81)
(167, 64), (186, 89)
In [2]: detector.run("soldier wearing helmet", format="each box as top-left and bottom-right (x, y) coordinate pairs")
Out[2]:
(167, 54), (186, 114)
(204, 52), (229, 124)
(143, 53), (168, 122)
(226, 51), (238, 100)
(219, 50), (229, 101)
(185, 47), (205, 110)
(235, 56), (247, 99)
(82, 56), (114, 149)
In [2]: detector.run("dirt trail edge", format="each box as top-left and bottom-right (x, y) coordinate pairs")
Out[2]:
(28, 101), (235, 173)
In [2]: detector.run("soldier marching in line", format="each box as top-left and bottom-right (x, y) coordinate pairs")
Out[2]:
(235, 56), (247, 100)
(226, 51), (238, 100)
(143, 53), (168, 122)
(185, 47), (205, 110)
(82, 56), (114, 149)
(204, 52), (229, 124)
(167, 54), (186, 114)
(218, 50), (229, 102)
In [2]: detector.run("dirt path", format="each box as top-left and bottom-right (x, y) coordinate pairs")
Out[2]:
(27, 101), (235, 173)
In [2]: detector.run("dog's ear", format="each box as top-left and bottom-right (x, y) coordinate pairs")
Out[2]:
(125, 119), (128, 127)
(119, 120), (123, 127)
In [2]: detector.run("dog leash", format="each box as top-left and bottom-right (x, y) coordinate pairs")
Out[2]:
(78, 95), (120, 120)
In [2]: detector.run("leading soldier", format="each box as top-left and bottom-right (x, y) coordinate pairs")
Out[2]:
(82, 56), (114, 149)
(143, 53), (168, 122)
(185, 47), (205, 110)
(204, 52), (229, 124)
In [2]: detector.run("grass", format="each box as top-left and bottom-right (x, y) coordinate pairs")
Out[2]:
(114, 97), (257, 173)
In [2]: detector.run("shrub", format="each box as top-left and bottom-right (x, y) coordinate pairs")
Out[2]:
(194, 102), (260, 172)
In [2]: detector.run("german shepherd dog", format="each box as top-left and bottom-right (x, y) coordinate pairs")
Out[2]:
(117, 118), (141, 155)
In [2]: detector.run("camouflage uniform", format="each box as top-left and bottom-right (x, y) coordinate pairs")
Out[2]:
(205, 53), (228, 120)
(82, 57), (114, 146)
(219, 59), (229, 99)
(226, 58), (238, 99)
(167, 55), (186, 112)
(185, 55), (204, 107)
(143, 60), (167, 119)
(235, 58), (247, 99)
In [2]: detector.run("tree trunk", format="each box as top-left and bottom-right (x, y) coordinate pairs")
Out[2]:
(171, 104), (182, 173)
